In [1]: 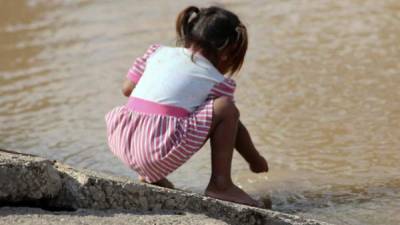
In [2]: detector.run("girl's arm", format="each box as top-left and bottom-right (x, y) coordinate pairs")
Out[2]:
(123, 44), (161, 97)
(122, 79), (136, 97)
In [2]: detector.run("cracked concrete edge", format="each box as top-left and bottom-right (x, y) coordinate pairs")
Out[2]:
(0, 152), (61, 201)
(0, 151), (334, 225)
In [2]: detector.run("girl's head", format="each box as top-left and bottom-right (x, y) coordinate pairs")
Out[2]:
(176, 6), (248, 75)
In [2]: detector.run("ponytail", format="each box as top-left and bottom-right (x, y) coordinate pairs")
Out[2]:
(228, 23), (248, 75)
(176, 6), (200, 46)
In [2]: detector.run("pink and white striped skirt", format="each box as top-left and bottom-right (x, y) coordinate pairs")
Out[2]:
(105, 97), (213, 183)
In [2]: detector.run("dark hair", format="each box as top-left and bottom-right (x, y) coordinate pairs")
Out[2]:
(176, 6), (248, 75)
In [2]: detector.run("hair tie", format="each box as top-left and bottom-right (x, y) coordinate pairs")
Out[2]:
(235, 25), (244, 41)
(188, 9), (200, 23)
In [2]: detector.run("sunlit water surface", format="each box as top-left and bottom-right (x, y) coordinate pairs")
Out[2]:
(1, 1), (399, 224)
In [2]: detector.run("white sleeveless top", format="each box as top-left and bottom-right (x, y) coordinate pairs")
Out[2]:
(127, 45), (235, 112)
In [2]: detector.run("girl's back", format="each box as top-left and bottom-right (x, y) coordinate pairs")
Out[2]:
(132, 46), (226, 112)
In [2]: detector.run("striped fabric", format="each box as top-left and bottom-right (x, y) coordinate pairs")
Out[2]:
(105, 98), (214, 182)
(209, 77), (236, 100)
(105, 45), (236, 183)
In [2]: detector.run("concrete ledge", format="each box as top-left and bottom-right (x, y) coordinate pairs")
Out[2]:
(0, 152), (61, 202)
(0, 150), (333, 225)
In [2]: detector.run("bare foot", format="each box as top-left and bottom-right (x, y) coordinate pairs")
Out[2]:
(138, 176), (175, 189)
(205, 183), (261, 207)
(249, 154), (269, 173)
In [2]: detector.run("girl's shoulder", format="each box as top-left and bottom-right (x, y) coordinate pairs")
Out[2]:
(143, 44), (228, 83)
(142, 43), (163, 57)
(142, 44), (181, 60)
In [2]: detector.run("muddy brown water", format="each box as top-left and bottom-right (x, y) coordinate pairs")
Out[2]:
(1, 1), (399, 224)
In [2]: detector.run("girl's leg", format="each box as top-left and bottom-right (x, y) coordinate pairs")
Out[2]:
(205, 97), (260, 207)
(235, 121), (269, 173)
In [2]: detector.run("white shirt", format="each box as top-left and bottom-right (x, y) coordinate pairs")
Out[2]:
(131, 46), (226, 112)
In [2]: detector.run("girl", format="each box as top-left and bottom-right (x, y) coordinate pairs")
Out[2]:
(105, 6), (268, 207)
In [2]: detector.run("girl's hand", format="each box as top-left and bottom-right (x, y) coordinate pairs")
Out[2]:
(250, 154), (269, 173)
(122, 79), (136, 97)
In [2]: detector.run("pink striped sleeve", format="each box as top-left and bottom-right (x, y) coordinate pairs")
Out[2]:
(126, 44), (161, 84)
(209, 77), (236, 100)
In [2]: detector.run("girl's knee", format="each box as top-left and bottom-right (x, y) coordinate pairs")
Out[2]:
(214, 97), (240, 119)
